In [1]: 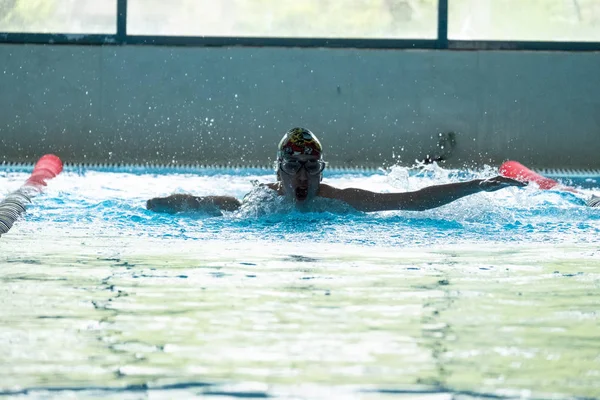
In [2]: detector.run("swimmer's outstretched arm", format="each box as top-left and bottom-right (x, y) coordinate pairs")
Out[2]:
(146, 194), (241, 214)
(319, 176), (526, 212)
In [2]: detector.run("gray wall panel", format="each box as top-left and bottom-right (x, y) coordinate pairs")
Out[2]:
(0, 44), (598, 169)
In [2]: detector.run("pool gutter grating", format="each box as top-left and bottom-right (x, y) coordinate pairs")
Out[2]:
(2, 161), (600, 177)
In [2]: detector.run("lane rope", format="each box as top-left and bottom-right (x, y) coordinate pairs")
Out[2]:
(0, 154), (63, 236)
(499, 160), (599, 208)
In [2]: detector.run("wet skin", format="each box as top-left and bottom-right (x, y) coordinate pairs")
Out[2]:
(147, 157), (527, 213)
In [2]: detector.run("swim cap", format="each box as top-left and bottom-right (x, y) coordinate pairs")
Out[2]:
(277, 127), (323, 160)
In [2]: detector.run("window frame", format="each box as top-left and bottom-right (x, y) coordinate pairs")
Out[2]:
(0, 0), (599, 51)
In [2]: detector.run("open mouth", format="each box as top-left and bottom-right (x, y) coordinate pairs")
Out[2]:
(295, 187), (308, 201)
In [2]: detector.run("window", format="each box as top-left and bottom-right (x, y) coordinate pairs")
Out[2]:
(449, 0), (600, 41)
(0, 0), (116, 34)
(2, 0), (599, 45)
(127, 0), (438, 39)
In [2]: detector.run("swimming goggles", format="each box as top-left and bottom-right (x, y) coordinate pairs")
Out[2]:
(279, 159), (326, 175)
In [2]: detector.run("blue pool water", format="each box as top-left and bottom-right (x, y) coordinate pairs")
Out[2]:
(3, 164), (598, 246)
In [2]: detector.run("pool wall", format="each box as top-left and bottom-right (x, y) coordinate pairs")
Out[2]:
(1, 44), (599, 170)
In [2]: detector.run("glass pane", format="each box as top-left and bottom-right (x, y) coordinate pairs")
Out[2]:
(0, 0), (116, 34)
(128, 0), (438, 39)
(449, 0), (600, 41)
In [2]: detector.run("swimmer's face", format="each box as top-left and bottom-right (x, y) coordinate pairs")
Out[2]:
(278, 154), (324, 204)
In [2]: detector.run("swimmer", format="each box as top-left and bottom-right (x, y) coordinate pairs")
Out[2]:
(146, 127), (526, 214)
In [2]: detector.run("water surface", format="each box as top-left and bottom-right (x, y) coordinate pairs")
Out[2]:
(1, 165), (599, 399)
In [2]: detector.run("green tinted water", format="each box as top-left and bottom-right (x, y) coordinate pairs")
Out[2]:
(1, 231), (599, 399)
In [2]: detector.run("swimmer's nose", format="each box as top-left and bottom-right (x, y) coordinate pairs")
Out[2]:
(297, 166), (309, 182)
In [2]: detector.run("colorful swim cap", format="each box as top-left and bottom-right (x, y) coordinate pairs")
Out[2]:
(277, 127), (323, 160)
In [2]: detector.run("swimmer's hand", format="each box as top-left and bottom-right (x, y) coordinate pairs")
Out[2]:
(146, 194), (241, 214)
(146, 195), (191, 214)
(478, 176), (528, 192)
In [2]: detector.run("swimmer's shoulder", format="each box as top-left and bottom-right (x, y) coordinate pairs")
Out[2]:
(242, 182), (283, 204)
(261, 182), (283, 195)
(317, 183), (339, 198)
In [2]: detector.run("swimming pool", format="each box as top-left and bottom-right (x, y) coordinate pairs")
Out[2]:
(1, 164), (599, 399)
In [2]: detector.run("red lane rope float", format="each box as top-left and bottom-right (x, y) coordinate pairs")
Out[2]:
(499, 160), (564, 190)
(499, 160), (579, 193)
(499, 160), (599, 207)
(0, 154), (63, 236)
(25, 154), (63, 188)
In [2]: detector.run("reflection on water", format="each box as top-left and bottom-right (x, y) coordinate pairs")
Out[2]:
(1, 238), (599, 399)
(1, 167), (599, 399)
